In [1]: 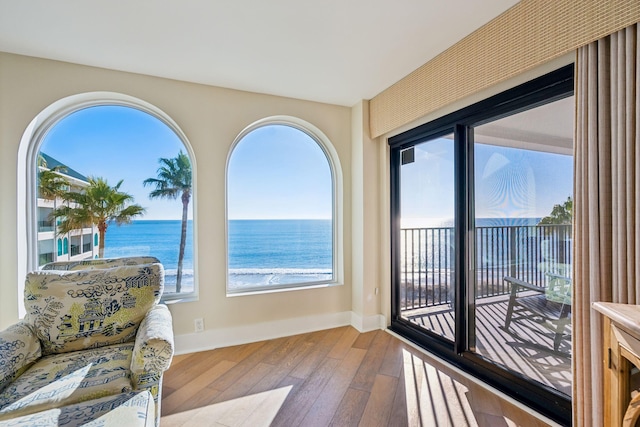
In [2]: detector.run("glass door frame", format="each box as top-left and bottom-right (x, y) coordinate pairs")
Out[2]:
(388, 64), (574, 426)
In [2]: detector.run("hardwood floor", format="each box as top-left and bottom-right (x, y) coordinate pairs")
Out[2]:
(404, 295), (572, 395)
(161, 326), (557, 427)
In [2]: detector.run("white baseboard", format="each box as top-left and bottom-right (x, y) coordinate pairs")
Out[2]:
(351, 312), (387, 332)
(174, 311), (387, 355)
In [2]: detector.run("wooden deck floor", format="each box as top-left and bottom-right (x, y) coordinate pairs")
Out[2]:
(403, 295), (571, 395)
(161, 326), (557, 426)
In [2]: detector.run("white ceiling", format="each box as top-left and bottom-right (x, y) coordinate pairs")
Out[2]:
(475, 96), (575, 155)
(0, 0), (519, 106)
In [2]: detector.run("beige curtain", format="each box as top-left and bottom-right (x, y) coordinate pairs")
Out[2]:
(574, 23), (640, 427)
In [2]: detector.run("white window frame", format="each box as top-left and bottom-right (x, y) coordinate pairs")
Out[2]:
(225, 116), (343, 296)
(17, 92), (198, 316)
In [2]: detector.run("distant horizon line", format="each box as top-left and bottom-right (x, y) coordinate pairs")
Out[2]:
(128, 218), (332, 221)
(127, 216), (547, 222)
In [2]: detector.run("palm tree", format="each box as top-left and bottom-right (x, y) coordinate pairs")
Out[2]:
(537, 197), (573, 225)
(52, 177), (145, 257)
(38, 165), (70, 200)
(143, 151), (192, 293)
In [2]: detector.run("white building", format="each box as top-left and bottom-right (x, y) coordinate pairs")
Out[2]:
(37, 153), (99, 266)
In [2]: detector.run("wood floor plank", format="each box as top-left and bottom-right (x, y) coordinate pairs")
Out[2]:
(270, 356), (342, 427)
(350, 330), (392, 391)
(171, 385), (224, 414)
(222, 339), (270, 363)
(329, 387), (370, 427)
(163, 350), (226, 391)
(388, 369), (409, 427)
(221, 384), (293, 427)
(358, 374), (398, 427)
(378, 333), (406, 378)
(161, 359), (236, 415)
(205, 338), (286, 392)
(352, 330), (377, 349)
(327, 326), (360, 359)
(260, 333), (308, 365)
(248, 340), (316, 395)
(288, 327), (349, 379)
(300, 347), (367, 426)
(209, 362), (273, 404)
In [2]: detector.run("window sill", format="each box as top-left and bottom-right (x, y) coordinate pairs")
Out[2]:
(226, 281), (343, 297)
(162, 293), (199, 305)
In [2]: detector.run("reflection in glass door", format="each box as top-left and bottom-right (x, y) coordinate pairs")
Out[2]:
(398, 134), (456, 342)
(471, 96), (574, 395)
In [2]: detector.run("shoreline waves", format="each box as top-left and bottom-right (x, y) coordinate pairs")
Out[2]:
(103, 219), (333, 293)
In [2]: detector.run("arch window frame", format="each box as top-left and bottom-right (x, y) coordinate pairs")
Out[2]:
(225, 116), (344, 295)
(17, 92), (198, 316)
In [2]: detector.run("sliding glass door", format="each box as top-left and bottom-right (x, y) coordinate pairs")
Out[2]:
(471, 97), (574, 395)
(389, 65), (574, 425)
(398, 133), (456, 342)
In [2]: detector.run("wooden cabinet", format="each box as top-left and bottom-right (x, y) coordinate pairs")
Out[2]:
(594, 302), (640, 427)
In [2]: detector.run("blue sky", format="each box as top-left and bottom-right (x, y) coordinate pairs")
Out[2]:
(401, 137), (573, 227)
(40, 106), (332, 221)
(227, 125), (332, 220)
(40, 106), (191, 220)
(41, 106), (571, 224)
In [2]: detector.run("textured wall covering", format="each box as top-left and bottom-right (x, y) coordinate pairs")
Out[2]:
(369, 0), (640, 138)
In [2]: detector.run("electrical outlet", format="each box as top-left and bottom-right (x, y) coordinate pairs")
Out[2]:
(194, 318), (204, 333)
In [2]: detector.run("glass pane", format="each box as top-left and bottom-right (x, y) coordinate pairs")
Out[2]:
(399, 134), (455, 342)
(227, 125), (334, 293)
(471, 96), (573, 395)
(38, 105), (195, 296)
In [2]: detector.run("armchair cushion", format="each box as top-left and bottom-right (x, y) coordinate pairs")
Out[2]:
(24, 263), (164, 355)
(0, 343), (134, 421)
(0, 322), (41, 393)
(0, 390), (154, 427)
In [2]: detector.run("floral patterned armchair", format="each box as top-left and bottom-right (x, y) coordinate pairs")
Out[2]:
(0, 258), (174, 426)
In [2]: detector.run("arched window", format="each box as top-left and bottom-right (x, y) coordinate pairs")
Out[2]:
(226, 117), (342, 294)
(18, 93), (197, 315)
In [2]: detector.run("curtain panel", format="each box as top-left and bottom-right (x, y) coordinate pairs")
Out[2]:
(574, 23), (639, 427)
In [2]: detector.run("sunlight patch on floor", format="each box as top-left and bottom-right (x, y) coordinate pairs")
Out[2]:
(161, 385), (292, 427)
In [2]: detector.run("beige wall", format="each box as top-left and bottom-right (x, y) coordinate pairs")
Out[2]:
(350, 101), (381, 325)
(0, 52), (357, 342)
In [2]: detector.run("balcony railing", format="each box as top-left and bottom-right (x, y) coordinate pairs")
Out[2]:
(38, 220), (54, 232)
(400, 224), (571, 311)
(39, 252), (54, 265)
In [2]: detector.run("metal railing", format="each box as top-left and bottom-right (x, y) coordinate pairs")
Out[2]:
(38, 220), (54, 232)
(400, 224), (571, 311)
(39, 252), (54, 265)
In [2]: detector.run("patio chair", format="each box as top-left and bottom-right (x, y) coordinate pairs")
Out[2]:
(503, 273), (571, 351)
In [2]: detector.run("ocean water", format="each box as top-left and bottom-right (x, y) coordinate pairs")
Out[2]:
(228, 219), (333, 290)
(103, 220), (194, 293)
(102, 218), (546, 293)
(102, 219), (334, 293)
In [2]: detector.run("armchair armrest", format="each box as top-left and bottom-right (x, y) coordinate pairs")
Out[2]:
(0, 321), (41, 392)
(130, 304), (174, 391)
